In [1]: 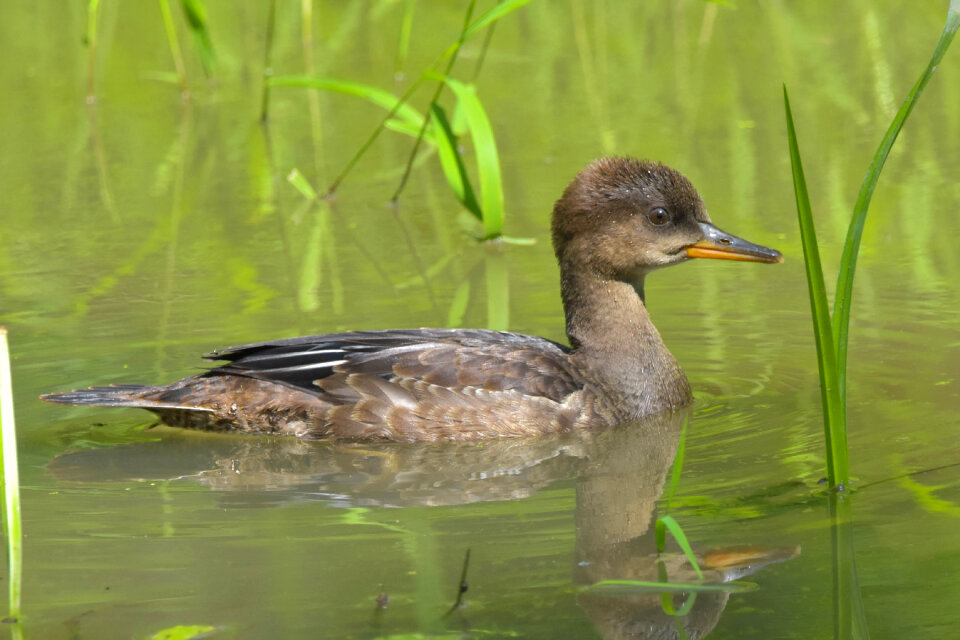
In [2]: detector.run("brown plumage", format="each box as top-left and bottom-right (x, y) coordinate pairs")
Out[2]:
(42, 157), (782, 442)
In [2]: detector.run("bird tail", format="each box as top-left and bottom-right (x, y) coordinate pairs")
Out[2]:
(41, 384), (173, 409)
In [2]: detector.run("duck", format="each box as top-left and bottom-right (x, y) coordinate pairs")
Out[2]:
(43, 157), (782, 442)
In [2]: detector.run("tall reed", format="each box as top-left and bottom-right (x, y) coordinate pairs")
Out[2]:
(784, 2), (960, 490)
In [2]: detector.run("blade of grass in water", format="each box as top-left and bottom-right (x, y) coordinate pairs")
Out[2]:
(430, 103), (482, 220)
(784, 3), (959, 490)
(180, 0), (215, 76)
(430, 76), (504, 239)
(460, 0), (535, 42)
(259, 0), (277, 122)
(655, 417), (701, 580)
(833, 3), (960, 405)
(287, 168), (318, 201)
(586, 580), (755, 595)
(655, 516), (703, 582)
(391, 0), (477, 203)
(663, 416), (688, 513)
(85, 0), (102, 101)
(650, 414), (702, 616)
(0, 328), (22, 622)
(323, 0), (535, 195)
(159, 0), (188, 94)
(783, 87), (846, 487)
(145, 625), (218, 640)
(269, 76), (426, 129)
(395, 0), (417, 77)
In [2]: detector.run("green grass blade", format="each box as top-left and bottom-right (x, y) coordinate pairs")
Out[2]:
(395, 0), (416, 76)
(431, 76), (504, 238)
(180, 0), (215, 76)
(287, 168), (318, 201)
(0, 328), (22, 621)
(259, 0), (277, 122)
(144, 624), (218, 640)
(322, 0), (532, 196)
(655, 516), (666, 552)
(499, 236), (536, 245)
(430, 103), (482, 220)
(390, 0), (477, 204)
(383, 119), (428, 138)
(833, 5), (960, 404)
(269, 75), (426, 128)
(86, 0), (102, 100)
(434, 0), (534, 65)
(783, 86), (846, 487)
(159, 0), (188, 94)
(586, 580), (755, 595)
(672, 592), (698, 617)
(663, 416), (689, 514)
(462, 0), (535, 41)
(657, 515), (703, 582)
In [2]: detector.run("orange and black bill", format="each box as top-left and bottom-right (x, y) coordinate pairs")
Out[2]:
(685, 222), (783, 263)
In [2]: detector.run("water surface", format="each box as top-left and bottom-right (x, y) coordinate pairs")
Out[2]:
(2, 1), (959, 638)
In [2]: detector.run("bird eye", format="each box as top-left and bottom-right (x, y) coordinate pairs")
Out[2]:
(647, 207), (670, 226)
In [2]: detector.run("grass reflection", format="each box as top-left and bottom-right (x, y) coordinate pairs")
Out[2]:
(828, 493), (870, 640)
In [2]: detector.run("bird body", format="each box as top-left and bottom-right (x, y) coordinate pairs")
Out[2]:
(43, 157), (782, 442)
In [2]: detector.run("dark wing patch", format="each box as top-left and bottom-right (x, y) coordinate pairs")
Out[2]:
(202, 329), (580, 403)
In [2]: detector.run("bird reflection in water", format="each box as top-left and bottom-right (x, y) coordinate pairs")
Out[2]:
(49, 409), (797, 639)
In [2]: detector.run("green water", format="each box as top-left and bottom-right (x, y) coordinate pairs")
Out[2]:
(2, 1), (959, 638)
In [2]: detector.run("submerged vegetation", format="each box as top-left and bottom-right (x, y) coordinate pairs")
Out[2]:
(784, 1), (960, 491)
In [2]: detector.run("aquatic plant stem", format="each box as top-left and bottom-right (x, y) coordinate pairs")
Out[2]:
(0, 328), (22, 621)
(86, 0), (102, 102)
(159, 0), (189, 95)
(784, 3), (959, 490)
(471, 8), (498, 81)
(390, 0), (476, 204)
(260, 0), (277, 122)
(784, 87), (846, 486)
(323, 76), (426, 196)
(301, 0), (325, 178)
(323, 0), (534, 196)
(833, 3), (960, 405)
(395, 0), (416, 78)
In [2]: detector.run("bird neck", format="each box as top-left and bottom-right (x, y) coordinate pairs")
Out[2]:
(560, 262), (692, 418)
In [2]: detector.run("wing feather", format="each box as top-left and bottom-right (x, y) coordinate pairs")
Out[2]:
(203, 329), (580, 403)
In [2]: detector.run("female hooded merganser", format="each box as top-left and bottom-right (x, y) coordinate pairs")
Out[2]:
(43, 157), (782, 442)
